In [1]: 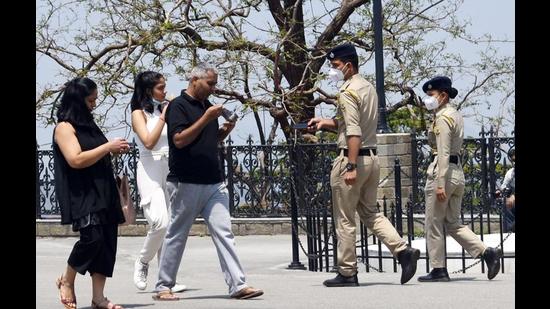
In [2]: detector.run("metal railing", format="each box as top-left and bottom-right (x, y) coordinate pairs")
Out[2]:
(37, 129), (514, 275)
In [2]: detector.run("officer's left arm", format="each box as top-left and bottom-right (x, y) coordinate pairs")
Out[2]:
(341, 90), (362, 163)
(435, 116), (453, 199)
(341, 89), (362, 185)
(340, 90), (362, 136)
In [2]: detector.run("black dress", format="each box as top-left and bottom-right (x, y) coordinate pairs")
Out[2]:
(53, 122), (125, 276)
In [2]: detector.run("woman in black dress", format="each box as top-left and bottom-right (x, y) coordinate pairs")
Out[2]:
(53, 77), (130, 309)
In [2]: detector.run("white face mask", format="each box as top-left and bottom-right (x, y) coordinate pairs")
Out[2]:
(151, 98), (166, 113)
(423, 95), (440, 111)
(328, 68), (344, 82)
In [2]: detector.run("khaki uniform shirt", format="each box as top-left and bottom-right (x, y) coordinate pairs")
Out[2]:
(335, 74), (378, 149)
(427, 104), (464, 187)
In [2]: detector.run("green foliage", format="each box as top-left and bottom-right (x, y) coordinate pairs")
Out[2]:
(387, 106), (424, 133)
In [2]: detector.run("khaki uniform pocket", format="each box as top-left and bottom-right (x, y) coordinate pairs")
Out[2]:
(449, 165), (465, 186)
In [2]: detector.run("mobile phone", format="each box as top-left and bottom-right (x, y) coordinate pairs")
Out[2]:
(221, 108), (238, 122)
(292, 122), (310, 130)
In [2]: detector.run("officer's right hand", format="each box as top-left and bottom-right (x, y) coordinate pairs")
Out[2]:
(204, 104), (224, 121)
(436, 187), (447, 202)
(307, 117), (322, 132)
(344, 170), (357, 186)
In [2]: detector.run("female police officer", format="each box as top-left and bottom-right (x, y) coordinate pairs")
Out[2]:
(418, 76), (502, 282)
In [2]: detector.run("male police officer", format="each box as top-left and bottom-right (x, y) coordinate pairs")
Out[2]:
(308, 43), (420, 286)
(418, 76), (502, 282)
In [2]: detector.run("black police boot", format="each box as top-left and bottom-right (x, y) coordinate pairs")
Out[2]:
(417, 268), (450, 282)
(323, 273), (359, 287)
(482, 247), (503, 280)
(397, 247), (421, 284)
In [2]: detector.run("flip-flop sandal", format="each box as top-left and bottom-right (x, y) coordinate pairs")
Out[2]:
(152, 290), (180, 301)
(231, 287), (264, 299)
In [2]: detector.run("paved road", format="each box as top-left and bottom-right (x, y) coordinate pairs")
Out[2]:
(37, 235), (515, 308)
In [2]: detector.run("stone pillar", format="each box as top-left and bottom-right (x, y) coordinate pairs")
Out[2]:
(376, 133), (413, 207)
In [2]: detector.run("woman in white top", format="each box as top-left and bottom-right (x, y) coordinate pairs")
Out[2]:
(130, 71), (185, 292)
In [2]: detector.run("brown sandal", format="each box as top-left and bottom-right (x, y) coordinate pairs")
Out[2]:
(230, 287), (264, 299)
(152, 290), (180, 301)
(55, 274), (76, 309)
(91, 297), (124, 309)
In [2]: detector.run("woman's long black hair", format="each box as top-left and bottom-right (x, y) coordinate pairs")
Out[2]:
(56, 77), (98, 128)
(129, 71), (164, 113)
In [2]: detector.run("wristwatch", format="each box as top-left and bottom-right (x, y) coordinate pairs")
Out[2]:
(345, 163), (357, 172)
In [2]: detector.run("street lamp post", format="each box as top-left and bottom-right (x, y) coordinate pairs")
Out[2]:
(373, 0), (390, 133)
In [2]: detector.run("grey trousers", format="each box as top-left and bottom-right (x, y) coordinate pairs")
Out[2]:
(155, 182), (247, 295)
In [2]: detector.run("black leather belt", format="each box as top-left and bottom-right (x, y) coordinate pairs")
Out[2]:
(341, 148), (377, 156)
(431, 154), (459, 164)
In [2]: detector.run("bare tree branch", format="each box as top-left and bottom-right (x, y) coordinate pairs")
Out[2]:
(314, 0), (369, 50)
(457, 70), (514, 110)
(84, 39), (143, 71)
(310, 0), (369, 75)
(214, 89), (275, 109)
(36, 48), (77, 72)
(267, 0), (286, 31)
(177, 26), (281, 65)
(380, 83), (420, 113)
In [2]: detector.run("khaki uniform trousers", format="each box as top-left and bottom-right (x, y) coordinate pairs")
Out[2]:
(330, 153), (407, 276)
(424, 161), (486, 268)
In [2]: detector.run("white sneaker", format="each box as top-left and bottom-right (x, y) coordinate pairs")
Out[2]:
(133, 259), (149, 290)
(171, 283), (187, 293)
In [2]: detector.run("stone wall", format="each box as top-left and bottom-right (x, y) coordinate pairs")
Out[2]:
(376, 133), (413, 207)
(36, 218), (296, 237)
(36, 215), (505, 237)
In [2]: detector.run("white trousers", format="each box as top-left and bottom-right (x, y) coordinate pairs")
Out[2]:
(136, 154), (170, 264)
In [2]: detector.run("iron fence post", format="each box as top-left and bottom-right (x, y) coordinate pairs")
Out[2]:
(288, 141), (306, 270)
(394, 158), (403, 237)
(36, 141), (41, 219)
(478, 128), (487, 273)
(486, 127), (497, 234)
(225, 137), (235, 215)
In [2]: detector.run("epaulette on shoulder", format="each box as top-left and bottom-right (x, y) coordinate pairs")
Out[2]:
(440, 114), (455, 127)
(340, 88), (360, 103)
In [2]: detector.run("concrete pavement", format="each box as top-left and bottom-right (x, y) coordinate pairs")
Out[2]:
(37, 235), (515, 308)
